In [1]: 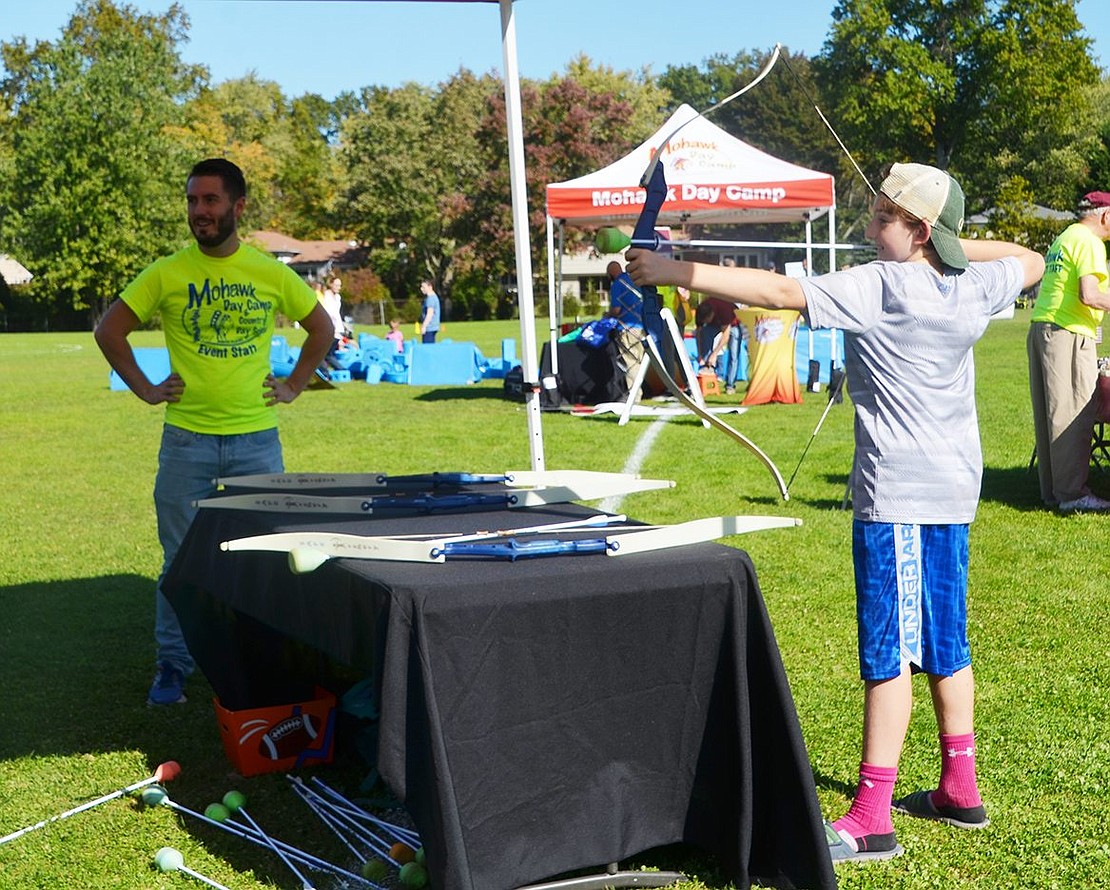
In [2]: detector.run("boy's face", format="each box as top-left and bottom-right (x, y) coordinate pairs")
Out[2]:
(865, 197), (926, 263)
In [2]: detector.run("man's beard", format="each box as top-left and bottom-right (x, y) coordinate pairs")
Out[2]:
(190, 206), (237, 248)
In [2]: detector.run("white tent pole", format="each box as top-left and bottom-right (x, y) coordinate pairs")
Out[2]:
(545, 215), (559, 374)
(828, 201), (840, 367)
(556, 222), (565, 325)
(499, 0), (544, 470)
(805, 216), (813, 276)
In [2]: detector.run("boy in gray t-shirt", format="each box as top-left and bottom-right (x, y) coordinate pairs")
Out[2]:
(627, 162), (1044, 864)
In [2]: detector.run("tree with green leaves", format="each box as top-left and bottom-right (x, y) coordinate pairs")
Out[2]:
(659, 47), (862, 243)
(173, 75), (342, 240)
(0, 0), (204, 323)
(1079, 74), (1110, 197)
(337, 71), (499, 314)
(815, 0), (1100, 213)
(460, 59), (667, 317)
(660, 47), (840, 178)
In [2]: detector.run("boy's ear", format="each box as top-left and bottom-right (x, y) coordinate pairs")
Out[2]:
(915, 219), (934, 247)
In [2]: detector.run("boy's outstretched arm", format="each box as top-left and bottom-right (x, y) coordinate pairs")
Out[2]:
(960, 238), (1045, 290)
(626, 248), (806, 311)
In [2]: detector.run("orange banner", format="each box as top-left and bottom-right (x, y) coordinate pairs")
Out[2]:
(737, 308), (802, 406)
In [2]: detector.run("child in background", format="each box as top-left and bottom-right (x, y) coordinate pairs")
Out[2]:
(386, 318), (404, 353)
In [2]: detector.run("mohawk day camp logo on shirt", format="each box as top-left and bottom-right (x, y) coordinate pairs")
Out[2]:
(182, 276), (273, 358)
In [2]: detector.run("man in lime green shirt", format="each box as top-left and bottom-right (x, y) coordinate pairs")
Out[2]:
(1028, 191), (1110, 513)
(95, 158), (333, 704)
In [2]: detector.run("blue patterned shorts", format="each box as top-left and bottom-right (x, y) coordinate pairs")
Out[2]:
(852, 520), (971, 681)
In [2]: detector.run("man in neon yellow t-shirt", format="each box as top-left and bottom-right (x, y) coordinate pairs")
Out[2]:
(1028, 191), (1110, 513)
(95, 158), (333, 704)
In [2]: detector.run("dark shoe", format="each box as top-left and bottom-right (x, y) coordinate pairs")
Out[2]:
(892, 790), (988, 829)
(1058, 493), (1110, 513)
(147, 662), (187, 706)
(825, 821), (903, 863)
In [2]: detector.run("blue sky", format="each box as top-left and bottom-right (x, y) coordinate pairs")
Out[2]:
(4, 1), (1109, 101)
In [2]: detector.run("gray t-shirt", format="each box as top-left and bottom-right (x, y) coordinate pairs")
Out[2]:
(801, 258), (1023, 524)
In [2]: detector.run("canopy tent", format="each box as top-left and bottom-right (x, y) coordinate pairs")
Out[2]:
(547, 104), (835, 226)
(544, 104), (841, 338)
(0, 254), (33, 286)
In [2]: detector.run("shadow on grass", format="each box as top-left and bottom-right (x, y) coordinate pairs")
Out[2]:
(981, 464), (1060, 511)
(800, 466), (1059, 514)
(811, 770), (857, 801)
(0, 573), (364, 885)
(413, 385), (512, 402)
(0, 573), (229, 771)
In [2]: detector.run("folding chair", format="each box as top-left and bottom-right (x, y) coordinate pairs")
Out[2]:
(1092, 373), (1110, 473)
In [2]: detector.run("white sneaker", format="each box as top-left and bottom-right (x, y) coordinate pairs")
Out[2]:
(1058, 493), (1110, 513)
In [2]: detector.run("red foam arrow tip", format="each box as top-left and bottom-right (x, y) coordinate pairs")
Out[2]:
(154, 761), (181, 783)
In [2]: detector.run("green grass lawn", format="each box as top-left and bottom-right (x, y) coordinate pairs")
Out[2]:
(1, 311), (1108, 888)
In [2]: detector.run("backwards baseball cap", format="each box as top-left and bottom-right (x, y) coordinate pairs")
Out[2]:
(879, 162), (968, 270)
(1079, 191), (1110, 211)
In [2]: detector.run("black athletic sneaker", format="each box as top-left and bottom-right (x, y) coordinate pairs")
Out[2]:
(893, 790), (989, 829)
(825, 821), (904, 863)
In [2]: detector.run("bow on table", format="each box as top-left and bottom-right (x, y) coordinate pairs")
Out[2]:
(624, 70), (791, 501)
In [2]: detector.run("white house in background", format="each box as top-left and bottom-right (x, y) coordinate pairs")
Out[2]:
(966, 205), (1074, 229)
(248, 230), (367, 282)
(0, 254), (33, 285)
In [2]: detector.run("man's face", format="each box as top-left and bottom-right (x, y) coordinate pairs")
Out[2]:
(186, 175), (241, 250)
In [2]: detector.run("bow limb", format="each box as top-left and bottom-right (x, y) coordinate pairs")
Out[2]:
(639, 43), (783, 189)
(641, 335), (791, 501)
(627, 157), (669, 347)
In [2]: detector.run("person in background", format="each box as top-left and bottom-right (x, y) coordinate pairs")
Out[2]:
(717, 258), (746, 393)
(628, 161), (1044, 864)
(674, 285), (693, 332)
(419, 280), (441, 343)
(1027, 191), (1110, 513)
(386, 317), (405, 353)
(694, 295), (741, 391)
(320, 276), (345, 368)
(94, 157), (333, 706)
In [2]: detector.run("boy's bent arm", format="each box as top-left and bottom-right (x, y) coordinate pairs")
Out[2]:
(960, 238), (1045, 290)
(627, 249), (806, 311)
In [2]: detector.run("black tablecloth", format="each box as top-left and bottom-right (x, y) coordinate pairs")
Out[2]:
(164, 505), (836, 890)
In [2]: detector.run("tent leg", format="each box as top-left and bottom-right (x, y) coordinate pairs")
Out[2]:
(498, 0), (543, 470)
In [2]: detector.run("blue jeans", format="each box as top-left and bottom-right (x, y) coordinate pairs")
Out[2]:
(725, 325), (742, 388)
(153, 424), (283, 674)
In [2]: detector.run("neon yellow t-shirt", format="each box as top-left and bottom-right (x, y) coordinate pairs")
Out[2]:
(1032, 222), (1107, 338)
(122, 242), (318, 434)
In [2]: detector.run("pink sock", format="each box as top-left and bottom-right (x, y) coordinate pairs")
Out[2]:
(933, 732), (983, 809)
(832, 762), (897, 839)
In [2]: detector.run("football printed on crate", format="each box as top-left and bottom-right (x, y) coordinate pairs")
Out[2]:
(238, 709), (319, 760)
